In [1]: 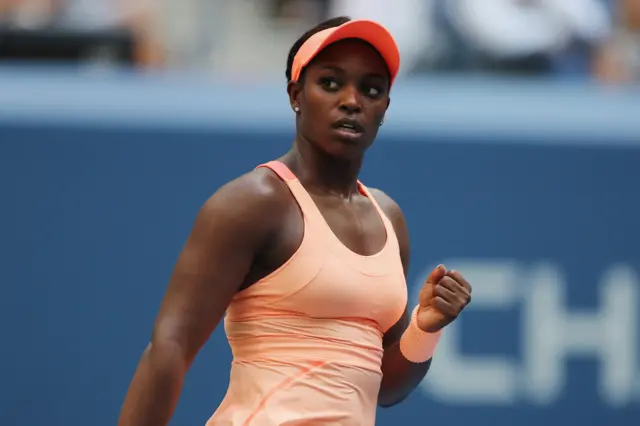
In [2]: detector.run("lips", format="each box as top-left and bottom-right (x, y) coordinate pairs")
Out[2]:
(332, 118), (365, 135)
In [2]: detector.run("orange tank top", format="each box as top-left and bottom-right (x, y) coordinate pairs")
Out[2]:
(206, 161), (408, 426)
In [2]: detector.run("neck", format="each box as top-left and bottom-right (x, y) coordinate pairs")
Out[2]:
(283, 136), (363, 199)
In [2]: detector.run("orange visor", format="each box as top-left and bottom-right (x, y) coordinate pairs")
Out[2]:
(291, 19), (401, 87)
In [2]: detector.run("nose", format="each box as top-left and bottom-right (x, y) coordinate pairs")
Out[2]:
(338, 85), (362, 115)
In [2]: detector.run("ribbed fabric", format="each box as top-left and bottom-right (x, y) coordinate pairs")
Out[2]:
(399, 305), (442, 363)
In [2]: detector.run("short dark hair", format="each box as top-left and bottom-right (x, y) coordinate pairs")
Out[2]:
(285, 16), (351, 82)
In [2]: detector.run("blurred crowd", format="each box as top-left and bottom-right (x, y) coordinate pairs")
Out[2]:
(1, 0), (639, 83)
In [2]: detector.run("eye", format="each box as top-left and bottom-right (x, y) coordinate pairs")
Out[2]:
(361, 83), (385, 99)
(365, 86), (381, 97)
(320, 78), (340, 91)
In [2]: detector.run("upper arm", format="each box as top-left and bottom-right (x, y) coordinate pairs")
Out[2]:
(369, 188), (411, 347)
(150, 170), (288, 365)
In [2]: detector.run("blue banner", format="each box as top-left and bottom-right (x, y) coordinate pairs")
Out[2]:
(1, 121), (638, 426)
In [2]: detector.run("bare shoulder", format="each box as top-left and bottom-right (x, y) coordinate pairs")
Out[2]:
(185, 166), (296, 259)
(199, 167), (293, 226)
(367, 187), (404, 223)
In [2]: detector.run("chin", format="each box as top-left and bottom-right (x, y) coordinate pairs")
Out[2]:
(324, 142), (368, 160)
(322, 135), (372, 159)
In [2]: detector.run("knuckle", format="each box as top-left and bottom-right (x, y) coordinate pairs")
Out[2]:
(441, 276), (455, 286)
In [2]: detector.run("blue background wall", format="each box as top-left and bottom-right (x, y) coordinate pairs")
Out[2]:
(1, 71), (639, 425)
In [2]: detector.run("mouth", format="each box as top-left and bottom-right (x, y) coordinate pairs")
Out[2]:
(332, 118), (365, 141)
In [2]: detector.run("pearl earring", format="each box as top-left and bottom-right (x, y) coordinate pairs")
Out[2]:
(293, 106), (300, 112)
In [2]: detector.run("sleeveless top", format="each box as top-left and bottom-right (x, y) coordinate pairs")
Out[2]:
(206, 161), (408, 426)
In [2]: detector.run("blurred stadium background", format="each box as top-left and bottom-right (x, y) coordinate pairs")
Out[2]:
(1, 0), (639, 425)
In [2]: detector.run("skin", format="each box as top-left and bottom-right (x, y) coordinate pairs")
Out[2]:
(117, 38), (471, 426)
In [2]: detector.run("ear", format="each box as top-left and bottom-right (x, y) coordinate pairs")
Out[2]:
(287, 80), (303, 112)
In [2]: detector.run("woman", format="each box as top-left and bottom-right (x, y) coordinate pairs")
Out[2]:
(118, 16), (472, 426)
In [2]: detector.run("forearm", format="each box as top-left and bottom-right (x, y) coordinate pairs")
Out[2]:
(118, 341), (187, 426)
(378, 341), (432, 407)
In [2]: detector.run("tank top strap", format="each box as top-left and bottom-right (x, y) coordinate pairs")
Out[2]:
(357, 181), (399, 251)
(356, 182), (376, 208)
(357, 182), (391, 226)
(255, 161), (326, 223)
(257, 160), (297, 181)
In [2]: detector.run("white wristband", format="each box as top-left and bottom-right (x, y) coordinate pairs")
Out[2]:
(399, 305), (442, 363)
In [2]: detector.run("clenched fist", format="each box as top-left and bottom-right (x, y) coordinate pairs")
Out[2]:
(417, 265), (472, 333)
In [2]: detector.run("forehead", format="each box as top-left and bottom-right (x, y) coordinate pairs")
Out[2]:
(307, 39), (389, 78)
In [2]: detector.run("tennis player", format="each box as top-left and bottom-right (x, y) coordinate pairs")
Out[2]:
(118, 16), (472, 426)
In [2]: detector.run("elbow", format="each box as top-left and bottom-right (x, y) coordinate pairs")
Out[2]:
(377, 359), (433, 408)
(377, 396), (407, 409)
(377, 389), (409, 408)
(118, 339), (188, 426)
(145, 338), (191, 374)
(377, 399), (399, 409)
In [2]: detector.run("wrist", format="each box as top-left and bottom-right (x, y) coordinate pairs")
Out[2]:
(399, 305), (442, 363)
(415, 306), (442, 333)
